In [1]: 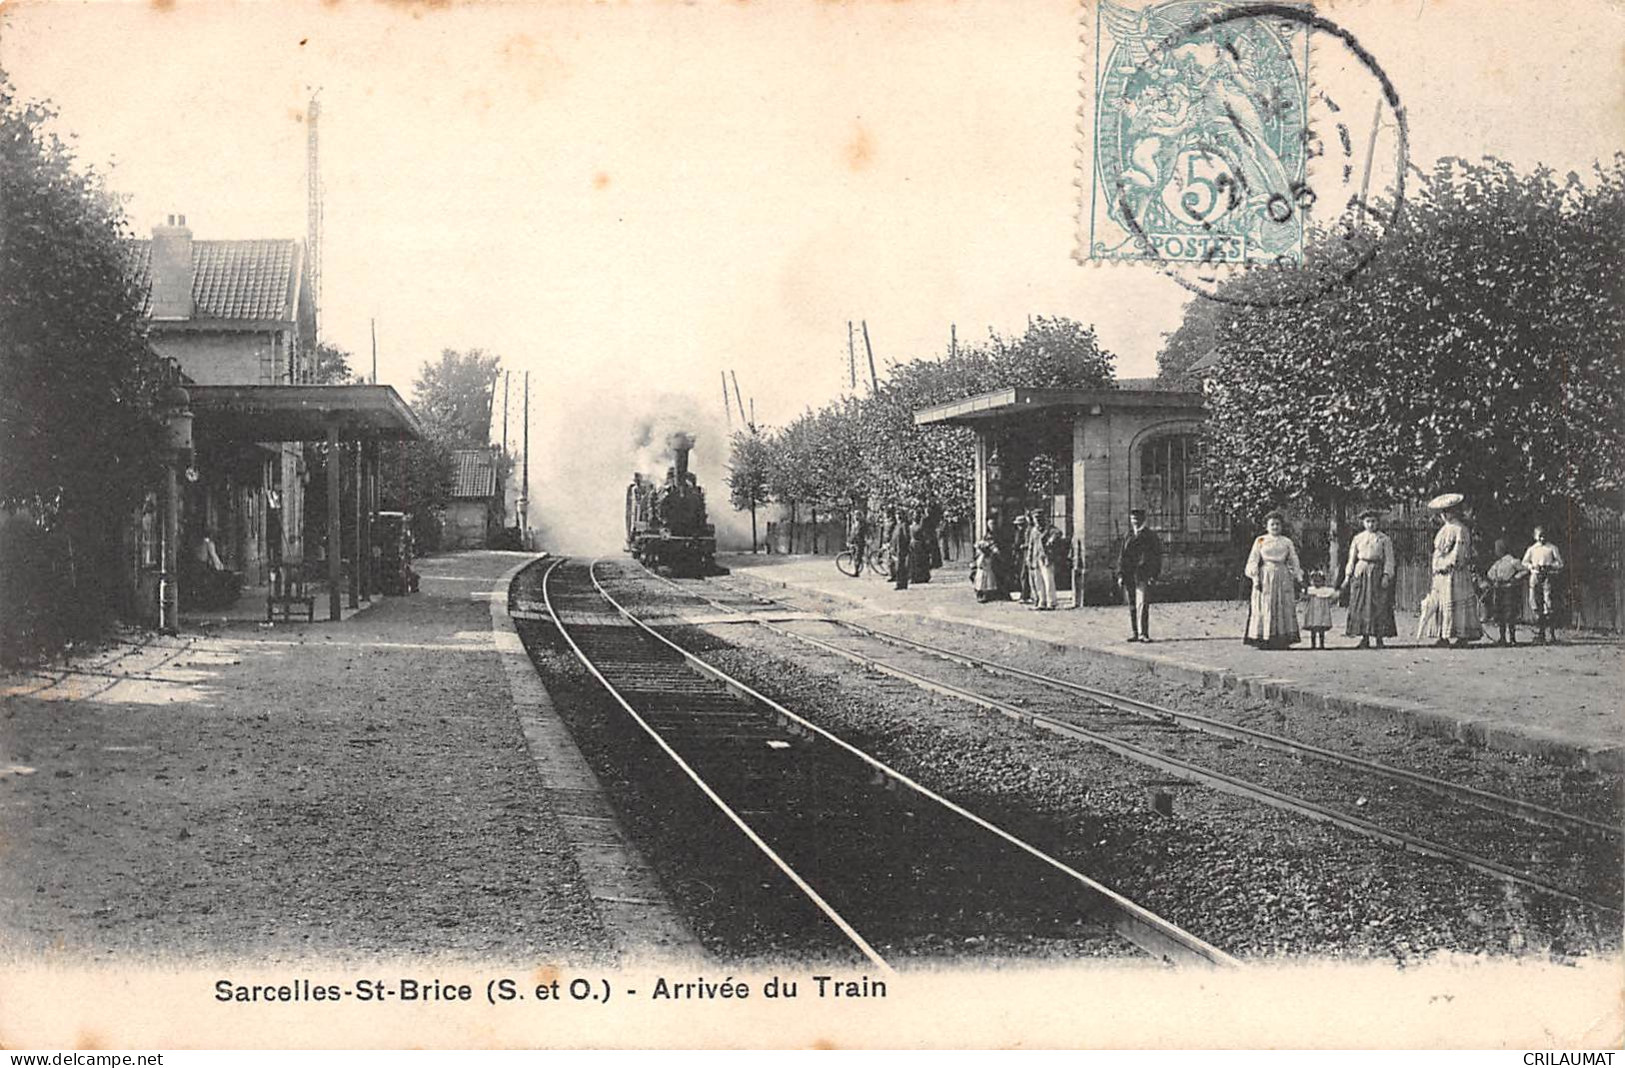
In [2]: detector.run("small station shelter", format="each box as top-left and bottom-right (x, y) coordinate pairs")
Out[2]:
(914, 386), (1237, 603)
(184, 384), (423, 621)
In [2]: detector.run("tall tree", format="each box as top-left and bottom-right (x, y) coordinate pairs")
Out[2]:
(311, 341), (358, 385)
(0, 77), (169, 656)
(725, 428), (772, 552)
(377, 437), (456, 552)
(412, 347), (501, 445)
(1197, 155), (1625, 535)
(869, 316), (1117, 521)
(1156, 299), (1221, 390)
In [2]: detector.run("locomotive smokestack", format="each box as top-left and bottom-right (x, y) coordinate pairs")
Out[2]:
(668, 431), (695, 482)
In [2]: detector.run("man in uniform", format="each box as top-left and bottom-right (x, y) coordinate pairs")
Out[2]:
(1118, 508), (1163, 642)
(891, 509), (912, 590)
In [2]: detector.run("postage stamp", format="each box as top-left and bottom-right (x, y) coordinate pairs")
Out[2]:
(1086, 0), (1313, 269)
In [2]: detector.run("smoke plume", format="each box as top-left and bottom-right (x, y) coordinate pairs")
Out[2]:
(527, 384), (755, 555)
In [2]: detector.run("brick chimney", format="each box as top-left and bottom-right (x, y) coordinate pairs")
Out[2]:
(150, 214), (194, 320)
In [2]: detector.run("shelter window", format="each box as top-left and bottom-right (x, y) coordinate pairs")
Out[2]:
(1138, 434), (1222, 535)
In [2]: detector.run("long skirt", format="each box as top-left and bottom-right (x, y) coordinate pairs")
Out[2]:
(1344, 561), (1398, 637)
(972, 551), (1001, 600)
(909, 537), (933, 583)
(1245, 562), (1300, 648)
(1432, 569), (1483, 640)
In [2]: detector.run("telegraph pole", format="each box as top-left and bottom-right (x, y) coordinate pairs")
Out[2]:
(848, 321), (857, 389)
(306, 91), (323, 344)
(731, 371), (748, 432)
(861, 320), (879, 393)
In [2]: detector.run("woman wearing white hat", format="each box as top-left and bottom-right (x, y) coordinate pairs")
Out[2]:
(1428, 493), (1483, 647)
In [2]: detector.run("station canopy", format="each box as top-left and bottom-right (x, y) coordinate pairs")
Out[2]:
(913, 386), (1205, 427)
(187, 384), (423, 442)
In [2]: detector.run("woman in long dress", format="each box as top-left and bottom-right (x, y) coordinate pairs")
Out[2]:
(1340, 509), (1398, 648)
(1244, 512), (1303, 649)
(1430, 500), (1483, 646)
(972, 521), (1003, 604)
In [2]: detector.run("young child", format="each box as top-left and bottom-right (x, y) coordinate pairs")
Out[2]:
(1302, 568), (1337, 649)
(1484, 538), (1530, 646)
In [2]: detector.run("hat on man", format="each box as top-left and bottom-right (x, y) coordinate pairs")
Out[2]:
(1427, 492), (1465, 511)
(1357, 507), (1384, 520)
(1129, 508), (1147, 520)
(1014, 514), (1030, 525)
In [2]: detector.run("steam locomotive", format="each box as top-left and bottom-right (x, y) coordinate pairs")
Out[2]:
(625, 436), (717, 574)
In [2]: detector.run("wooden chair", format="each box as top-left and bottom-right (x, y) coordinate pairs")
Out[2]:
(266, 563), (317, 623)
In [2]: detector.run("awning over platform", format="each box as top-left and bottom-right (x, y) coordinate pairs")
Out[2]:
(188, 384), (423, 442)
(913, 386), (1205, 427)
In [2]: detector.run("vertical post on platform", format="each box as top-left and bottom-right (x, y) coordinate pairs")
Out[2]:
(327, 422), (342, 622)
(360, 441), (374, 602)
(161, 462), (180, 635)
(973, 431), (988, 542)
(349, 441), (362, 608)
(159, 384), (192, 636)
(522, 371), (530, 541)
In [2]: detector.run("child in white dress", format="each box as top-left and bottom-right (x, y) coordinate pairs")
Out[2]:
(1302, 568), (1337, 649)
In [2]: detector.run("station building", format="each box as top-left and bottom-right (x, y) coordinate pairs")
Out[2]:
(914, 385), (1238, 603)
(128, 216), (421, 625)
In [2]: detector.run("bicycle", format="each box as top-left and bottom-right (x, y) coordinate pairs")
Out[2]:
(835, 541), (888, 578)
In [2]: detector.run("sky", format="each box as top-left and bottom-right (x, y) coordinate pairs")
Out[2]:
(4, 0), (1622, 550)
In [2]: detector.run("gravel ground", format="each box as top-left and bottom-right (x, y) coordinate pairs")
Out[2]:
(0, 553), (613, 965)
(721, 553), (1625, 755)
(590, 566), (1618, 962)
(712, 576), (1625, 825)
(751, 618), (1622, 908)
(517, 562), (1137, 966)
(695, 624), (1619, 960)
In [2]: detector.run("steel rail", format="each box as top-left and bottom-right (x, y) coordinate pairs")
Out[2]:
(789, 612), (1620, 841)
(540, 557), (894, 973)
(692, 593), (1622, 918)
(606, 563), (1241, 967)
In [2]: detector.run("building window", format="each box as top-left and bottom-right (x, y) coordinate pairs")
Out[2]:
(1138, 433), (1223, 535)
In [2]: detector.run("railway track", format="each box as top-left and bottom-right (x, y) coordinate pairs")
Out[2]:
(531, 556), (1237, 969)
(629, 566), (1622, 919)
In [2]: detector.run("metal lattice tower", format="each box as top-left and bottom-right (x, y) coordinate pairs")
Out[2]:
(306, 92), (323, 348)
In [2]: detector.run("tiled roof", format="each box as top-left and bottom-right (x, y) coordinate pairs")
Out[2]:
(451, 449), (499, 499)
(126, 239), (301, 322)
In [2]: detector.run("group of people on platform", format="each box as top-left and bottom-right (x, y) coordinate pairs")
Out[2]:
(1241, 493), (1567, 651)
(905, 491), (1571, 651)
(968, 510), (1089, 612)
(867, 510), (944, 590)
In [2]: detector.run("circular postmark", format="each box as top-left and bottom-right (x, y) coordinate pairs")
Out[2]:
(1088, 2), (1410, 307)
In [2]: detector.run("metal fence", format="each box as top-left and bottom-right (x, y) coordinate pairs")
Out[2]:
(1295, 512), (1624, 632)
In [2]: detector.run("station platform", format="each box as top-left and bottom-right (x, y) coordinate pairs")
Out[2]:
(718, 552), (1625, 773)
(0, 551), (687, 964)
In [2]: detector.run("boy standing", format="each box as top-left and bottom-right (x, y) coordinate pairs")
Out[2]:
(1521, 525), (1565, 644)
